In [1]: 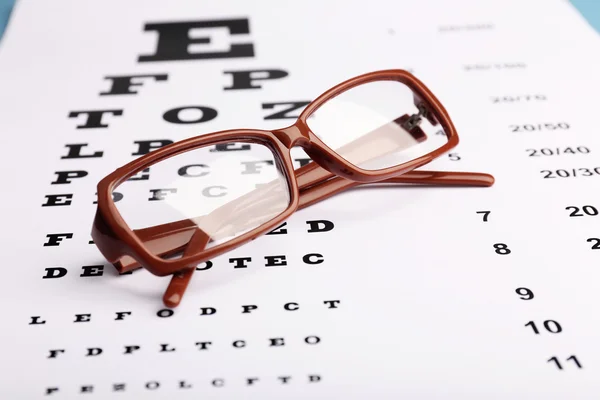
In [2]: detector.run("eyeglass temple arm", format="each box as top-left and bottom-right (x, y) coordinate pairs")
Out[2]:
(162, 227), (210, 307)
(297, 168), (494, 209)
(118, 166), (493, 274)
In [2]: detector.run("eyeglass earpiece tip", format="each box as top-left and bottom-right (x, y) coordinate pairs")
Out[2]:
(163, 293), (181, 308)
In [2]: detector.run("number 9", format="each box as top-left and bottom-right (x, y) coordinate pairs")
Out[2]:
(515, 287), (534, 300)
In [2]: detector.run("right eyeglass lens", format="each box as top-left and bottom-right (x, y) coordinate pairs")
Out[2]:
(306, 80), (449, 171)
(112, 141), (291, 260)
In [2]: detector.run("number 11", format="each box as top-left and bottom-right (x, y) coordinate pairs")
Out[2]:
(548, 355), (582, 370)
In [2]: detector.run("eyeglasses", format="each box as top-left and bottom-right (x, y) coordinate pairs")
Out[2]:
(91, 69), (494, 307)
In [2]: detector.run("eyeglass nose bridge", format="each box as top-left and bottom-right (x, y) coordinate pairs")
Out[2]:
(271, 120), (312, 149)
(271, 120), (358, 181)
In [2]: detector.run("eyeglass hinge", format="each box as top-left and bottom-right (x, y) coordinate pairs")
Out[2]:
(401, 104), (427, 131)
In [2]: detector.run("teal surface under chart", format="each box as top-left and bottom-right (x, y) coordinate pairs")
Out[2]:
(0, 0), (599, 40)
(571, 0), (600, 32)
(0, 0), (14, 38)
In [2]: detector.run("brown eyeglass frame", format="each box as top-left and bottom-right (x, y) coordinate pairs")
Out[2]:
(91, 69), (494, 307)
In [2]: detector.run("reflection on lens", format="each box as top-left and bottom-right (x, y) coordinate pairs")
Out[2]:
(307, 80), (448, 170)
(113, 142), (290, 259)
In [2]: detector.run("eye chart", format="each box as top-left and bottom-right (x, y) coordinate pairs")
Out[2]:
(1, 0), (600, 398)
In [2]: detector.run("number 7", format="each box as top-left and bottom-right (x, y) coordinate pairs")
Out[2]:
(476, 211), (491, 222)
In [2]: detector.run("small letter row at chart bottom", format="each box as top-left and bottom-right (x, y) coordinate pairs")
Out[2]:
(45, 375), (322, 395)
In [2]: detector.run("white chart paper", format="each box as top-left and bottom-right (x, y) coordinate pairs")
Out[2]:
(1, 0), (600, 398)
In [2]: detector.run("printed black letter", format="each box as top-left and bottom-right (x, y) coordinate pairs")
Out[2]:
(44, 233), (73, 247)
(132, 140), (173, 156)
(101, 74), (168, 96)
(51, 171), (88, 185)
(262, 101), (310, 120)
(138, 19), (254, 62)
(223, 69), (288, 90)
(68, 109), (123, 129)
(42, 195), (72, 207)
(61, 144), (103, 159)
(163, 106), (217, 124)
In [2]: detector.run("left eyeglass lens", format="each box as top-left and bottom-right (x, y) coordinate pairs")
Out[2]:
(306, 79), (449, 171)
(112, 142), (291, 259)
